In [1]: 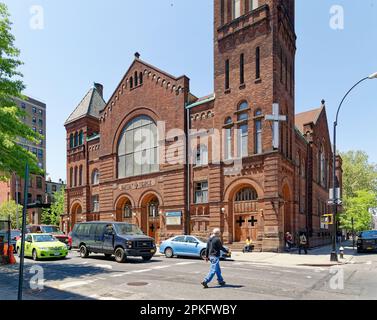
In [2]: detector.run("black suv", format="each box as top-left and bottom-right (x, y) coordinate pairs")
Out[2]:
(71, 222), (156, 263)
(357, 230), (377, 253)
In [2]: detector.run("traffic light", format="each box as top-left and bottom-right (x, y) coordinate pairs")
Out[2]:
(321, 214), (334, 225)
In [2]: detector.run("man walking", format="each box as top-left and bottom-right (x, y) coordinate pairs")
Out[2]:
(298, 231), (308, 255)
(201, 228), (230, 289)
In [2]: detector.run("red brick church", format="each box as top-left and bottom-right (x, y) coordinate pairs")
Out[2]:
(62, 0), (342, 251)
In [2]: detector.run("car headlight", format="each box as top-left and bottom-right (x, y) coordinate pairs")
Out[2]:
(126, 240), (133, 248)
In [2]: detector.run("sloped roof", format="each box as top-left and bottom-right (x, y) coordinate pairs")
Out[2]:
(295, 106), (323, 134)
(65, 87), (106, 125)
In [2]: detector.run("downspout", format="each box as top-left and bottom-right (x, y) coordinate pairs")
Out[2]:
(185, 101), (191, 235)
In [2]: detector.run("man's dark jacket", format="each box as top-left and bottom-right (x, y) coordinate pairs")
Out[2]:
(206, 236), (228, 258)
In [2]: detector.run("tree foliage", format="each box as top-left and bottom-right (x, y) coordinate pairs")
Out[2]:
(41, 186), (65, 226)
(0, 3), (42, 180)
(0, 200), (26, 229)
(339, 151), (377, 231)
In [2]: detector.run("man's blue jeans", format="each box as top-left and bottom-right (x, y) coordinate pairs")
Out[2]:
(204, 256), (224, 284)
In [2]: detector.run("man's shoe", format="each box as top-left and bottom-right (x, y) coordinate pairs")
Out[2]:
(201, 281), (208, 289)
(218, 281), (226, 286)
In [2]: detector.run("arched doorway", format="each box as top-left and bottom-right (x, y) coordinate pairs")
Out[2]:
(282, 183), (293, 236)
(116, 197), (133, 222)
(70, 203), (82, 232)
(233, 186), (259, 242)
(140, 194), (160, 243)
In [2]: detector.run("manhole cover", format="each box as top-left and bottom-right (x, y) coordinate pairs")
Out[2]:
(127, 282), (148, 286)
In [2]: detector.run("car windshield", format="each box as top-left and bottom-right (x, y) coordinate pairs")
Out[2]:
(114, 223), (144, 236)
(361, 231), (377, 239)
(41, 226), (63, 234)
(33, 235), (56, 242)
(11, 231), (20, 238)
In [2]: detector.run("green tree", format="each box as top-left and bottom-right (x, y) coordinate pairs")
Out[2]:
(41, 187), (65, 226)
(339, 190), (377, 232)
(0, 200), (26, 229)
(0, 3), (42, 180)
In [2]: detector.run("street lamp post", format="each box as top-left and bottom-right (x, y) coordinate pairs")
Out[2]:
(330, 72), (377, 262)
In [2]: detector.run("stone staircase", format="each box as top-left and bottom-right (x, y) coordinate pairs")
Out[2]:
(227, 242), (263, 252)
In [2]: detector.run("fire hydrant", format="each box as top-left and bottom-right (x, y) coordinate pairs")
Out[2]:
(339, 246), (345, 259)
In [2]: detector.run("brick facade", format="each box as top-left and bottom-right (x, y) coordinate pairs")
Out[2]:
(62, 0), (342, 251)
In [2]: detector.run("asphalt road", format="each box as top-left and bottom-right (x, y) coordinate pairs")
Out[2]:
(2, 250), (377, 300)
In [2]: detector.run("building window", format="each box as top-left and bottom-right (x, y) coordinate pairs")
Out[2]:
(255, 46), (260, 79)
(280, 47), (283, 83)
(148, 202), (159, 218)
(235, 187), (258, 201)
(232, 0), (241, 19)
(21, 103), (26, 109)
(255, 110), (263, 154)
(139, 72), (143, 85)
(38, 119), (43, 127)
(70, 168), (73, 188)
(130, 77), (133, 89)
(79, 165), (83, 186)
(92, 169), (100, 185)
(36, 177), (42, 189)
(117, 115), (159, 178)
(225, 59), (230, 90)
(32, 127), (36, 133)
(32, 107), (37, 113)
(320, 145), (326, 188)
(124, 202), (132, 218)
(70, 134), (74, 149)
(195, 181), (208, 204)
(32, 117), (36, 124)
(79, 130), (83, 145)
(92, 195), (99, 213)
(38, 109), (43, 116)
(39, 129), (43, 135)
(36, 195), (43, 204)
(249, 0), (259, 11)
(220, 0), (225, 25)
(285, 56), (288, 89)
(240, 53), (244, 85)
(195, 145), (208, 166)
(37, 149), (43, 159)
(224, 117), (233, 160)
(74, 132), (78, 147)
(74, 166), (78, 187)
(52, 185), (57, 192)
(237, 102), (249, 158)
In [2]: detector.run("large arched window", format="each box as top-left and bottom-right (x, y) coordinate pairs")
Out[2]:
(118, 115), (159, 178)
(237, 102), (249, 158)
(224, 117), (233, 160)
(320, 145), (326, 187)
(235, 187), (258, 202)
(254, 109), (263, 154)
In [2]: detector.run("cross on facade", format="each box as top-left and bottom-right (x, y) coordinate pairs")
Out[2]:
(236, 216), (246, 227)
(265, 103), (287, 149)
(248, 216), (258, 227)
(150, 224), (155, 232)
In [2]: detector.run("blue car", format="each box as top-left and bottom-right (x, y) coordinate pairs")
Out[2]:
(159, 235), (231, 260)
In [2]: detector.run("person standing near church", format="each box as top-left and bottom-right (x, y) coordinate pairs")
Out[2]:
(299, 232), (308, 255)
(201, 228), (229, 289)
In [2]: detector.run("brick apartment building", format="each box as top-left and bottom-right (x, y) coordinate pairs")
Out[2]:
(0, 96), (48, 224)
(63, 0), (342, 251)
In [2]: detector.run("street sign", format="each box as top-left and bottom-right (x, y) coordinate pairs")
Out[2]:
(329, 188), (341, 201)
(368, 208), (377, 216)
(321, 214), (334, 225)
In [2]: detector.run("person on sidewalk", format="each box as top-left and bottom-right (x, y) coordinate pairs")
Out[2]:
(285, 232), (293, 252)
(242, 237), (254, 253)
(201, 228), (230, 289)
(298, 232), (308, 255)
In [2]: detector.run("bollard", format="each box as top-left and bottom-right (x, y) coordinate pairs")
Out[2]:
(339, 246), (344, 259)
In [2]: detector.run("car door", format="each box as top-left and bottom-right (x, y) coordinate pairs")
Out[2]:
(25, 235), (33, 257)
(170, 236), (186, 255)
(184, 236), (201, 256)
(94, 223), (106, 253)
(103, 224), (115, 253)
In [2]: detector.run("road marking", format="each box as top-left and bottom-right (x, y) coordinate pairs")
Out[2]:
(132, 269), (152, 273)
(95, 264), (113, 270)
(306, 276), (312, 279)
(59, 280), (95, 290)
(152, 265), (170, 269)
(366, 261), (372, 265)
(175, 262), (197, 266)
(110, 272), (133, 278)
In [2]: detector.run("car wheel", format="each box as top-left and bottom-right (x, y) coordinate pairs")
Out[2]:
(104, 254), (112, 259)
(79, 245), (89, 258)
(32, 249), (38, 261)
(200, 249), (207, 260)
(164, 247), (174, 258)
(114, 248), (127, 263)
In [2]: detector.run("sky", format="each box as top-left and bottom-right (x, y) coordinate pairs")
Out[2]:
(2, 0), (377, 182)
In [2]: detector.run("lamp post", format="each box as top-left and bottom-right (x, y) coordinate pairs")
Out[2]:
(330, 72), (377, 262)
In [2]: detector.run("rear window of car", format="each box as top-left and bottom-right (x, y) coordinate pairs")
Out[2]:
(173, 236), (185, 242)
(361, 231), (377, 238)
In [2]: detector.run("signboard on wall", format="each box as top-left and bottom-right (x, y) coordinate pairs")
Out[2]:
(166, 211), (182, 226)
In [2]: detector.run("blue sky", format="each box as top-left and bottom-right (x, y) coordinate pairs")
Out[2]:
(2, 0), (377, 181)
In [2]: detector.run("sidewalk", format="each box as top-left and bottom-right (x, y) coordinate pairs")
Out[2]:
(228, 241), (356, 267)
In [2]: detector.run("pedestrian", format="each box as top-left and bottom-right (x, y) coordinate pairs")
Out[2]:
(201, 228), (230, 289)
(337, 230), (342, 244)
(285, 232), (293, 252)
(242, 237), (254, 253)
(298, 232), (308, 255)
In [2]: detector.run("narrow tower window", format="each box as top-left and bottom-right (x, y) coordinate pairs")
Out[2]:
(225, 59), (230, 90)
(240, 54), (244, 85)
(255, 47), (260, 79)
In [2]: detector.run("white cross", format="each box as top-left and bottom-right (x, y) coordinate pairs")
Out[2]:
(265, 103), (287, 149)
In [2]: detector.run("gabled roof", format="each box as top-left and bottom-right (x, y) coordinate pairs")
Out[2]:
(65, 86), (106, 125)
(295, 106), (323, 134)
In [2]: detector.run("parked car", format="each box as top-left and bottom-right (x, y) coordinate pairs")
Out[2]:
(15, 233), (68, 261)
(357, 230), (377, 253)
(67, 232), (72, 250)
(26, 225), (69, 246)
(71, 222), (156, 263)
(159, 235), (231, 260)
(0, 230), (20, 253)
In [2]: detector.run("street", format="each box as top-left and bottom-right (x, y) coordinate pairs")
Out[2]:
(1, 246), (377, 300)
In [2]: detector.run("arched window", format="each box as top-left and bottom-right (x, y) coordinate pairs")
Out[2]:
(320, 145), (326, 187)
(69, 167), (73, 187)
(232, 0), (241, 19)
(74, 166), (78, 187)
(134, 71), (138, 86)
(69, 134), (74, 149)
(249, 0), (259, 11)
(123, 201), (132, 219)
(139, 72), (143, 85)
(235, 187), (258, 202)
(237, 102), (249, 158)
(79, 131), (83, 145)
(255, 109), (263, 154)
(148, 201), (159, 218)
(130, 77), (133, 89)
(224, 117), (233, 160)
(74, 132), (78, 147)
(118, 116), (159, 178)
(92, 169), (100, 185)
